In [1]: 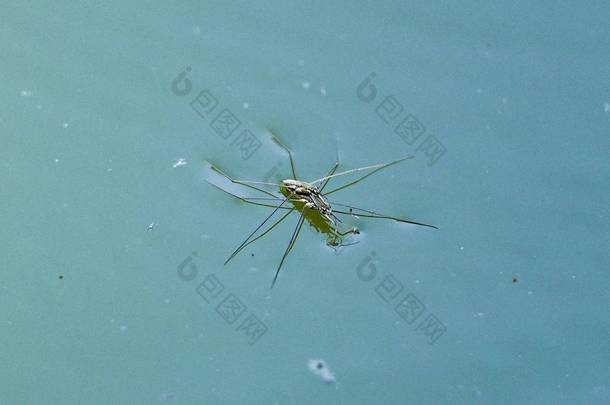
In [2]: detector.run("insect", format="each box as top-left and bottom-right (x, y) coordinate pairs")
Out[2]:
(206, 133), (437, 288)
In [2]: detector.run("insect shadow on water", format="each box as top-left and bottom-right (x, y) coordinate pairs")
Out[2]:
(205, 131), (438, 288)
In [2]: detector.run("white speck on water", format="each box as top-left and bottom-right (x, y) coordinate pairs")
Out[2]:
(106, 168), (113, 172)
(604, 102), (610, 113)
(159, 392), (175, 402)
(62, 122), (69, 128)
(54, 159), (59, 163)
(415, 279), (420, 284)
(320, 86), (327, 96)
(20, 90), (33, 97)
(301, 81), (310, 89)
(459, 246), (464, 251)
(571, 275), (576, 279)
(527, 291), (533, 295)
(308, 359), (336, 383)
(119, 325), (128, 333)
(243, 102), (249, 109)
(457, 384), (483, 398)
(147, 222), (156, 231)
(173, 158), (188, 168)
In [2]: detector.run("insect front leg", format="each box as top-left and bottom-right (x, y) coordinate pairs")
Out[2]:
(326, 226), (359, 247)
(269, 130), (297, 180)
(340, 226), (360, 237)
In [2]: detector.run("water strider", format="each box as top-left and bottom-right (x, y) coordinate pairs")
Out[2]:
(206, 133), (437, 288)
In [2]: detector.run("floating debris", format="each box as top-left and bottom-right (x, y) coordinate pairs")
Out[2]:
(308, 359), (335, 383)
(173, 158), (188, 168)
(159, 392), (175, 402)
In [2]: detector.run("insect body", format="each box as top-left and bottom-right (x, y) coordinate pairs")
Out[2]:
(206, 132), (437, 288)
(280, 179), (357, 247)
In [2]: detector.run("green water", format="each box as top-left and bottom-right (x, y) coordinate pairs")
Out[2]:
(2, 1), (609, 404)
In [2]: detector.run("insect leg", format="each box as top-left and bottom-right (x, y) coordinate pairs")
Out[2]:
(332, 203), (438, 229)
(208, 182), (291, 209)
(206, 161), (280, 199)
(326, 225), (359, 247)
(322, 156), (414, 195)
(319, 138), (341, 191)
(338, 227), (360, 237)
(270, 130), (297, 180)
(271, 213), (305, 288)
(319, 161), (340, 192)
(225, 208), (295, 263)
(311, 156), (413, 192)
(224, 197), (290, 265)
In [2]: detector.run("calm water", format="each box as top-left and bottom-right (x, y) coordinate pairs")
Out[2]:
(2, 1), (609, 404)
